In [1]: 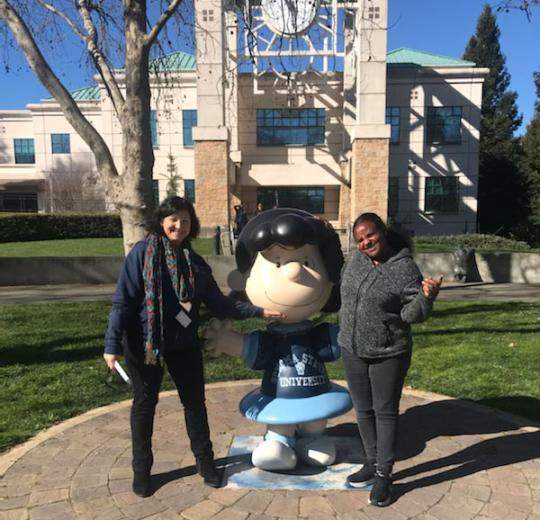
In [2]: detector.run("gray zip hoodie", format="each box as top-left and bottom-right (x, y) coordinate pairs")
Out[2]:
(338, 247), (433, 358)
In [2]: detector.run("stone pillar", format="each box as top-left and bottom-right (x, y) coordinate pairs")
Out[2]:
(338, 160), (351, 228)
(193, 134), (230, 231)
(193, 0), (232, 232)
(350, 135), (390, 223)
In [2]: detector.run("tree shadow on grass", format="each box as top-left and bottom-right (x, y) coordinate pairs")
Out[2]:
(1, 335), (103, 365)
(414, 325), (540, 337)
(431, 301), (535, 318)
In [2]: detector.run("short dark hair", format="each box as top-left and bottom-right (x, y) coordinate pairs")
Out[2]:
(149, 196), (200, 242)
(353, 212), (412, 252)
(235, 208), (344, 283)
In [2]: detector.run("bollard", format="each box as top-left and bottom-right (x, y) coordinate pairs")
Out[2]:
(452, 246), (474, 282)
(213, 225), (222, 255)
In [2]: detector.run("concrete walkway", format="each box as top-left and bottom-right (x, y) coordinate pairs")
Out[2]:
(1, 282), (540, 304)
(1, 381), (539, 520)
(2, 284), (540, 518)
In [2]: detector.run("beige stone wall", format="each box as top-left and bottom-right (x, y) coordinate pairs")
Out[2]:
(194, 140), (230, 229)
(350, 138), (389, 223)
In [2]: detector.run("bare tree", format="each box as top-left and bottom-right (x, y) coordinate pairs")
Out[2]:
(496, 0), (539, 19)
(44, 164), (107, 212)
(0, 0), (188, 252)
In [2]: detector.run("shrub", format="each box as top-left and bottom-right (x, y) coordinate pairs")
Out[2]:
(414, 233), (533, 252)
(0, 213), (122, 243)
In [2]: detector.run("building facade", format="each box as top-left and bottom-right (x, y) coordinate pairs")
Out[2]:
(0, 0), (487, 236)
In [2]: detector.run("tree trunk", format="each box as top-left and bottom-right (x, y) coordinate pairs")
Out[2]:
(119, 0), (155, 254)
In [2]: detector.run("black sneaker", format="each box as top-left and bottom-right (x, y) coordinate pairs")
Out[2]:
(132, 471), (151, 497)
(369, 470), (392, 507)
(346, 463), (376, 488)
(196, 458), (222, 488)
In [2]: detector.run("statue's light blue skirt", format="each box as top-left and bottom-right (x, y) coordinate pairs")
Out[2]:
(239, 383), (353, 425)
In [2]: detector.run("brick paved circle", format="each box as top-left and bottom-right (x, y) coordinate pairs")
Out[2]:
(1, 381), (539, 519)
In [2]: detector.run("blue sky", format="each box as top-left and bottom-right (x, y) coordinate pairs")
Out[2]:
(1, 1), (539, 134)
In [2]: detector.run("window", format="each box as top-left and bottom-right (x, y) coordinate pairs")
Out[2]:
(14, 139), (35, 164)
(256, 108), (325, 146)
(368, 6), (380, 19)
(388, 177), (399, 217)
(425, 177), (459, 213)
(150, 111), (158, 146)
(256, 187), (324, 214)
(0, 192), (38, 212)
(51, 134), (70, 154)
(385, 107), (400, 145)
(184, 179), (195, 203)
(152, 180), (160, 206)
(182, 110), (197, 146)
(426, 106), (462, 145)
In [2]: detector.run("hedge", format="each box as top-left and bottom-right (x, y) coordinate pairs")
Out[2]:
(414, 233), (533, 251)
(0, 213), (122, 243)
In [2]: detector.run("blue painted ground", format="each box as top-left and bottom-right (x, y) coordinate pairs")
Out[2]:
(223, 435), (372, 491)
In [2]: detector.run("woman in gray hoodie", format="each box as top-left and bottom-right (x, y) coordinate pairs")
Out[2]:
(338, 213), (442, 507)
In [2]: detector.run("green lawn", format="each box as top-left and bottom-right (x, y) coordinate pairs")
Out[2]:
(0, 233), (537, 256)
(1, 299), (539, 452)
(0, 237), (213, 256)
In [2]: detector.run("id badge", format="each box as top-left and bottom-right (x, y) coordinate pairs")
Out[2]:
(176, 310), (192, 328)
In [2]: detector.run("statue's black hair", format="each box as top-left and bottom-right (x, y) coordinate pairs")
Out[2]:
(235, 208), (344, 284)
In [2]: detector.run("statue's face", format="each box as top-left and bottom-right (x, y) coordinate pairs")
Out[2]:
(245, 243), (332, 324)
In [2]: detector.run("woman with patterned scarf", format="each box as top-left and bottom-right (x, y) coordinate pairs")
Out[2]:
(103, 196), (284, 497)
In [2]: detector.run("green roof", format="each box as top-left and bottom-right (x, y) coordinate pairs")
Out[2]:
(387, 48), (476, 67)
(148, 51), (196, 72)
(70, 85), (101, 101)
(45, 51), (196, 102)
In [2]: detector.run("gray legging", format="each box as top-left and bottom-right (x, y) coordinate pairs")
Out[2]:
(342, 348), (412, 475)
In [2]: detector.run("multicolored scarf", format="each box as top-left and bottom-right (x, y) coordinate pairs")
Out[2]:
(142, 234), (194, 365)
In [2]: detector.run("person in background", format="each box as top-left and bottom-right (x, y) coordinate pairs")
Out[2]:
(103, 196), (283, 497)
(338, 212), (442, 507)
(233, 204), (248, 238)
(255, 202), (264, 215)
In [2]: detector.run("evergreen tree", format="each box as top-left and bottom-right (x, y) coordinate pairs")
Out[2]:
(521, 71), (540, 243)
(463, 5), (526, 234)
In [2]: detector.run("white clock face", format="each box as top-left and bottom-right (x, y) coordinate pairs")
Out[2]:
(262, 0), (320, 36)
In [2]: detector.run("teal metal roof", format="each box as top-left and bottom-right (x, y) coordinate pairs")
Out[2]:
(387, 48), (476, 67)
(45, 51), (196, 102)
(70, 85), (101, 101)
(148, 51), (196, 72)
(114, 51), (196, 73)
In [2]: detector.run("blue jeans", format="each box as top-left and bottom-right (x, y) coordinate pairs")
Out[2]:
(342, 348), (411, 475)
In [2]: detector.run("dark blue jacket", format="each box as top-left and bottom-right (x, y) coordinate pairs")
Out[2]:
(104, 239), (263, 355)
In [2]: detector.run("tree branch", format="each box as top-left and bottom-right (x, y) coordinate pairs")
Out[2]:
(0, 0), (118, 181)
(145, 0), (183, 48)
(76, 0), (125, 117)
(36, 0), (86, 41)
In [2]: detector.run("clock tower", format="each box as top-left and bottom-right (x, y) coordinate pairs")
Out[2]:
(193, 0), (391, 230)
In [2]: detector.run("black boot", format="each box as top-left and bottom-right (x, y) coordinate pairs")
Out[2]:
(132, 471), (151, 497)
(196, 457), (221, 488)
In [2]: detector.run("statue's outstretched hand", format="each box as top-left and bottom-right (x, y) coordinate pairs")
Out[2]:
(203, 318), (244, 357)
